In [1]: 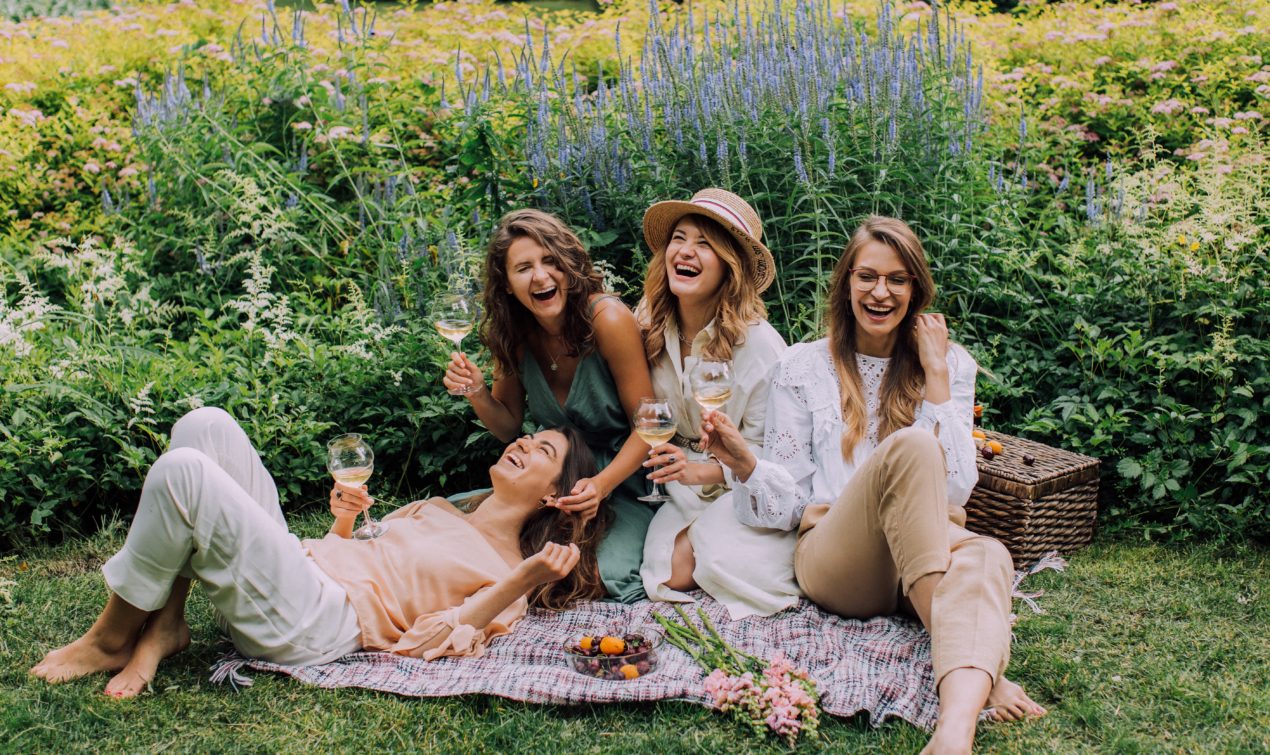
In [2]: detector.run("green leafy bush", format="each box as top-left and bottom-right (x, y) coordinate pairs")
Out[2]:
(0, 235), (501, 545)
(0, 0), (1266, 546)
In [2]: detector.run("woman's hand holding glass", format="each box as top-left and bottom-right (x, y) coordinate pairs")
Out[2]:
(634, 398), (675, 502)
(329, 482), (372, 520)
(700, 409), (757, 482)
(643, 443), (689, 485)
(433, 292), (481, 396)
(327, 433), (387, 540)
(443, 352), (486, 398)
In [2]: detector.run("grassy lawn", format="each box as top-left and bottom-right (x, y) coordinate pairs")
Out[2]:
(2, 515), (1266, 753)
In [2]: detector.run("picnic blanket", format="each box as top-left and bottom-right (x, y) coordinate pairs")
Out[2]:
(210, 555), (1065, 731)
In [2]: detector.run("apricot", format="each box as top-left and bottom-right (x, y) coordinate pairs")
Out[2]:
(620, 664), (639, 679)
(972, 430), (986, 441)
(599, 636), (626, 655)
(986, 440), (1003, 455)
(579, 636), (594, 651)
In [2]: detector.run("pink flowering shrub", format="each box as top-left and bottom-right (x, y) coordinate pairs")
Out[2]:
(952, 0), (1268, 166)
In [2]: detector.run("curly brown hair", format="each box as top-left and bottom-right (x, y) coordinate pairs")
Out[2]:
(481, 209), (606, 378)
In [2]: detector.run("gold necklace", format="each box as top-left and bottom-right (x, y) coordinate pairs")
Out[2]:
(544, 334), (565, 372)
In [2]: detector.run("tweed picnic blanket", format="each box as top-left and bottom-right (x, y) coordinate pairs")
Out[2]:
(209, 555), (1064, 731)
(212, 596), (941, 727)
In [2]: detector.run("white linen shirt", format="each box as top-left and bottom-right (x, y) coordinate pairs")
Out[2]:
(650, 317), (786, 489)
(732, 338), (979, 531)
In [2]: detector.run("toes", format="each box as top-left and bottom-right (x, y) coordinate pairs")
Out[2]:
(105, 670), (149, 699)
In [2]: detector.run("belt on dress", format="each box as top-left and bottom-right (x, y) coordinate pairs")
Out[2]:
(671, 433), (706, 454)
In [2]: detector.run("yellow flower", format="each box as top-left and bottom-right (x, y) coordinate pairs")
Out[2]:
(1190, 241), (1200, 251)
(532, 178), (539, 188)
(1177, 234), (1187, 245)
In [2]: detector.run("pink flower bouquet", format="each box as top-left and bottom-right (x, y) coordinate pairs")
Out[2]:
(655, 606), (820, 747)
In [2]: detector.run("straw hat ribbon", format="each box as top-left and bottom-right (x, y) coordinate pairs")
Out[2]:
(642, 188), (776, 293)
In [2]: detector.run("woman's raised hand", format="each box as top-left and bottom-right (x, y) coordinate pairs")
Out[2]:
(554, 477), (606, 525)
(700, 410), (756, 481)
(329, 483), (372, 520)
(442, 352), (485, 397)
(912, 313), (949, 374)
(643, 442), (688, 484)
(514, 542), (581, 587)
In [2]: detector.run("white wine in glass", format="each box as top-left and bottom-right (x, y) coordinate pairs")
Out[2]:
(690, 360), (734, 413)
(434, 318), (474, 344)
(634, 397), (675, 503)
(327, 433), (388, 540)
(433, 292), (480, 395)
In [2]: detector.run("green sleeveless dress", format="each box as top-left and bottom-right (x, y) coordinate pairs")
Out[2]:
(520, 332), (654, 604)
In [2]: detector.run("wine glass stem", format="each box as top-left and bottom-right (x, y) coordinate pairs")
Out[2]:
(361, 510), (377, 531)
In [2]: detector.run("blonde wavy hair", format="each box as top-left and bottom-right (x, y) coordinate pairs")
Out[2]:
(639, 214), (767, 362)
(826, 216), (937, 458)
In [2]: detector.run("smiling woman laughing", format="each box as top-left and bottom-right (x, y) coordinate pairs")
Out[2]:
(442, 209), (657, 603)
(30, 408), (601, 698)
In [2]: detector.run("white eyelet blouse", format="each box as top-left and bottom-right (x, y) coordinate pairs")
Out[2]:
(732, 338), (979, 531)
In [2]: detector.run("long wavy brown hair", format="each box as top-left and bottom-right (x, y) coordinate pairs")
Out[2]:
(461, 426), (611, 610)
(826, 216), (937, 458)
(639, 213), (767, 362)
(481, 209), (606, 378)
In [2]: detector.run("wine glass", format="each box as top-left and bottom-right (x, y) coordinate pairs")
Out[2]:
(432, 292), (479, 395)
(327, 433), (388, 540)
(689, 360), (734, 414)
(634, 397), (676, 503)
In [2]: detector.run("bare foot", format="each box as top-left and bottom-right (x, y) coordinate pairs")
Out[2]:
(30, 634), (135, 684)
(920, 719), (975, 755)
(986, 677), (1047, 722)
(104, 617), (191, 699)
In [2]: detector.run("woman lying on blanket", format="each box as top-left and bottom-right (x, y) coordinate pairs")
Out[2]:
(633, 188), (801, 619)
(702, 217), (1046, 753)
(30, 407), (604, 698)
(442, 209), (656, 603)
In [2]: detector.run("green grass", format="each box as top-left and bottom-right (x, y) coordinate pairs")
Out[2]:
(2, 516), (1267, 753)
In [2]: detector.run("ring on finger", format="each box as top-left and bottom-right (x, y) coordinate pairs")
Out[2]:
(336, 491), (343, 500)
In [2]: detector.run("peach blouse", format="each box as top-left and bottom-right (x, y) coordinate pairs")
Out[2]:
(305, 501), (526, 660)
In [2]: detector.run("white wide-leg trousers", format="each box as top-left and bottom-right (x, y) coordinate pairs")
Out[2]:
(102, 407), (361, 665)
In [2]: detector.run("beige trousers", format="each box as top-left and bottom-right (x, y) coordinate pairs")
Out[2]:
(102, 407), (362, 666)
(794, 428), (1014, 685)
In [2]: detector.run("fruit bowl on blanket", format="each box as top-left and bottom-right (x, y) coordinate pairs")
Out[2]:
(563, 631), (661, 680)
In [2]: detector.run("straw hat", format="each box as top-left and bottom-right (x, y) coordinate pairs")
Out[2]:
(642, 188), (776, 293)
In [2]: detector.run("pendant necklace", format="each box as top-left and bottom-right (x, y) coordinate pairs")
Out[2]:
(545, 334), (564, 372)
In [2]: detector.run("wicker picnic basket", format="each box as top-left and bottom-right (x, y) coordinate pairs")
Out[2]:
(964, 430), (1101, 568)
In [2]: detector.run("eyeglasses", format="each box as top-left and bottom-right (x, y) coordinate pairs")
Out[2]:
(849, 268), (916, 294)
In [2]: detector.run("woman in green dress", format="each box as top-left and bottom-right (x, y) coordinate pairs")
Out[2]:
(442, 209), (656, 602)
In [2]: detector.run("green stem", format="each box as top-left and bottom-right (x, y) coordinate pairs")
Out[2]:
(696, 608), (753, 673)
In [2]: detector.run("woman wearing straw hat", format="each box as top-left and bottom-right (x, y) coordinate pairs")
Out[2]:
(703, 216), (1046, 751)
(636, 188), (801, 619)
(442, 209), (656, 603)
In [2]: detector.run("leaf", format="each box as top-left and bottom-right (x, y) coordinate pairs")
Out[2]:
(1116, 458), (1143, 479)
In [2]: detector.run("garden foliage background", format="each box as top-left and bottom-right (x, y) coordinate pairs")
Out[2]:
(0, 0), (1265, 547)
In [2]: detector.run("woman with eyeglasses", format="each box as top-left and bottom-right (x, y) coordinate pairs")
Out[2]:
(701, 216), (1046, 753)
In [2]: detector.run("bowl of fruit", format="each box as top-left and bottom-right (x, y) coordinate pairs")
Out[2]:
(563, 630), (661, 680)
